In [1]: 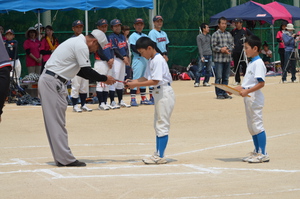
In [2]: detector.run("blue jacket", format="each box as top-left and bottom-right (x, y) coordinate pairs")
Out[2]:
(282, 31), (295, 52)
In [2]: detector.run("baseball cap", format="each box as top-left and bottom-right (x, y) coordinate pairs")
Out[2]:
(91, 29), (108, 48)
(34, 23), (44, 30)
(72, 20), (84, 27)
(233, 18), (243, 23)
(134, 18), (144, 24)
(110, 19), (122, 26)
(153, 15), (163, 22)
(5, 29), (14, 35)
(96, 19), (108, 26)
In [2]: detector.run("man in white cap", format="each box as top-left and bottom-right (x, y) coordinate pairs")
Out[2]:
(282, 23), (297, 83)
(38, 29), (116, 167)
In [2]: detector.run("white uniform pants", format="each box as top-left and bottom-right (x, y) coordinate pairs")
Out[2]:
(244, 90), (265, 136)
(109, 57), (125, 91)
(153, 84), (175, 137)
(71, 75), (89, 98)
(94, 60), (112, 92)
(10, 59), (21, 82)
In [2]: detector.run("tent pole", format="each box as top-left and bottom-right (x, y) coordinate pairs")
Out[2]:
(85, 10), (88, 35)
(38, 10), (41, 40)
(272, 25), (275, 62)
(149, 0), (157, 30)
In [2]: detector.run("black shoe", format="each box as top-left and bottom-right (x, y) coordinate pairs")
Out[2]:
(57, 160), (86, 167)
(216, 95), (225, 99)
(223, 94), (232, 99)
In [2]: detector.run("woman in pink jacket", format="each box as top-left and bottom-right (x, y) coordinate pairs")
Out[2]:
(23, 27), (42, 74)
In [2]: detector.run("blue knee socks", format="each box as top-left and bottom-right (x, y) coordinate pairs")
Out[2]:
(257, 131), (266, 155)
(156, 135), (169, 158)
(252, 131), (266, 155)
(252, 135), (259, 153)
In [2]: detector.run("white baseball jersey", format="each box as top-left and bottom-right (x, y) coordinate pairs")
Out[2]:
(242, 55), (266, 136)
(144, 53), (172, 87)
(148, 29), (169, 53)
(242, 56), (266, 89)
(45, 34), (90, 80)
(146, 53), (175, 137)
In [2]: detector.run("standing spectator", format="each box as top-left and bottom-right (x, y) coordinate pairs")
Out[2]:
(70, 20), (93, 112)
(148, 15), (169, 104)
(282, 23), (297, 83)
(211, 16), (234, 99)
(195, 23), (213, 87)
(0, 26), (5, 40)
(4, 29), (22, 84)
(231, 18), (253, 85)
(23, 27), (42, 74)
(94, 18), (114, 110)
(129, 18), (153, 106)
(108, 19), (131, 108)
(276, 21), (287, 71)
(34, 23), (45, 41)
(0, 36), (12, 123)
(40, 25), (59, 74)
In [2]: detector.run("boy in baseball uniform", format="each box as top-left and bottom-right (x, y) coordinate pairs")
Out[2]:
(126, 37), (175, 164)
(148, 15), (170, 104)
(128, 18), (153, 106)
(234, 35), (269, 163)
(108, 19), (131, 108)
(94, 19), (115, 110)
(70, 20), (93, 112)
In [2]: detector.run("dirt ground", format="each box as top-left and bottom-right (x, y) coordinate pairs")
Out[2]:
(0, 75), (300, 199)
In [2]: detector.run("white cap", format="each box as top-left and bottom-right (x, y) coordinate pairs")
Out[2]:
(286, 23), (294, 30)
(91, 29), (108, 48)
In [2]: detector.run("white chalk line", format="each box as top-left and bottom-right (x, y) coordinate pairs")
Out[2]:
(178, 188), (300, 199)
(171, 132), (296, 156)
(0, 163), (299, 179)
(0, 131), (296, 165)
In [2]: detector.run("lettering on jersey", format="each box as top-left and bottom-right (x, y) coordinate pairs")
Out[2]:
(248, 70), (254, 76)
(157, 37), (166, 43)
(118, 41), (127, 48)
(103, 43), (112, 50)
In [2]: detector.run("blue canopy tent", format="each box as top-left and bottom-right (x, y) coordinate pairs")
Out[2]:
(0, 0), (153, 12)
(0, 0), (153, 33)
(209, 1), (291, 25)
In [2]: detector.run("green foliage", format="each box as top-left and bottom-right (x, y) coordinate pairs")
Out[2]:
(0, 0), (297, 73)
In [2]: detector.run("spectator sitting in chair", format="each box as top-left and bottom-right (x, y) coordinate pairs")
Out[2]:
(187, 59), (198, 81)
(260, 41), (273, 72)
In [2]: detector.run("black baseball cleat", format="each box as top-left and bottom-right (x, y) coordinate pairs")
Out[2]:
(57, 160), (86, 167)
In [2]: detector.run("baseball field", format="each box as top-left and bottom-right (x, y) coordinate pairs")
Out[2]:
(0, 75), (299, 199)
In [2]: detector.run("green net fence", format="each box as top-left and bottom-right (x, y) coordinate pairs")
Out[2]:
(0, 0), (296, 77)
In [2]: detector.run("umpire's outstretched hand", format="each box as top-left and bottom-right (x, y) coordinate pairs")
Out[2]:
(105, 75), (116, 85)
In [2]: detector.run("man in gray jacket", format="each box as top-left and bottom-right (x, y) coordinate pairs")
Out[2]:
(195, 23), (212, 87)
